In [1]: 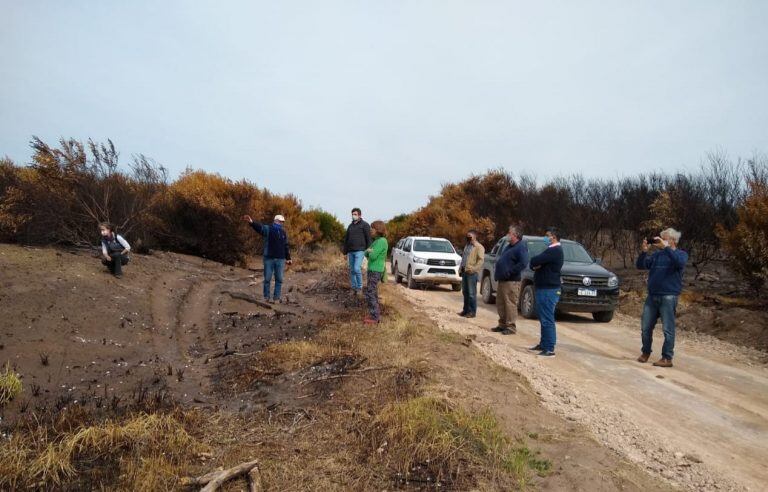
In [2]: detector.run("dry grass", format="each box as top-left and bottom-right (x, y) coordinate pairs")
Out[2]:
(258, 340), (336, 371)
(372, 395), (550, 489)
(0, 411), (207, 489)
(293, 243), (346, 273)
(0, 362), (23, 405)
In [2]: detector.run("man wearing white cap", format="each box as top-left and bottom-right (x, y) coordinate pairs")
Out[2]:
(243, 213), (292, 303)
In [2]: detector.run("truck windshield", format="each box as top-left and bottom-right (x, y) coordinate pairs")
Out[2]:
(413, 240), (456, 253)
(525, 241), (594, 263)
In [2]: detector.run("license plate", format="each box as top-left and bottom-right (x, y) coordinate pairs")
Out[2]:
(577, 288), (597, 297)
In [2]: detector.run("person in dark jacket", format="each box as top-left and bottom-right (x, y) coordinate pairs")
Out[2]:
(243, 214), (292, 303)
(529, 227), (564, 357)
(342, 207), (372, 298)
(99, 222), (131, 278)
(492, 225), (528, 335)
(636, 228), (688, 368)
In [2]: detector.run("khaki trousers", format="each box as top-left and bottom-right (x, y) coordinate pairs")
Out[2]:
(496, 281), (521, 330)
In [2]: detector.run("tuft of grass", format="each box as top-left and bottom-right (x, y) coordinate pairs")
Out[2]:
(0, 411), (207, 489)
(372, 396), (550, 488)
(293, 243), (346, 273)
(385, 315), (418, 342)
(0, 362), (23, 405)
(437, 330), (464, 345)
(259, 340), (336, 371)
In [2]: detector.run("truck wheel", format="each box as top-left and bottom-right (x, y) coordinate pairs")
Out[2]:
(394, 263), (402, 284)
(520, 284), (537, 319)
(481, 274), (495, 304)
(406, 266), (417, 289)
(451, 283), (462, 292)
(592, 310), (614, 323)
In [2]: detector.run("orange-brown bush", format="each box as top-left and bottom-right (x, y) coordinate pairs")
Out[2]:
(718, 181), (768, 293)
(0, 137), (342, 265)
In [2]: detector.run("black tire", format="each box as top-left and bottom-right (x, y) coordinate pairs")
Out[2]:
(520, 284), (537, 319)
(592, 310), (614, 323)
(481, 274), (495, 304)
(406, 266), (417, 289)
(394, 263), (402, 284)
(451, 283), (462, 292)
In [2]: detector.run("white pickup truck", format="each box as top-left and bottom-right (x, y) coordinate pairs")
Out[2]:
(390, 236), (463, 291)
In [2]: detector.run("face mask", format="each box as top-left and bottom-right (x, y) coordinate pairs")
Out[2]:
(352, 215), (359, 221)
(466, 236), (473, 243)
(546, 236), (554, 245)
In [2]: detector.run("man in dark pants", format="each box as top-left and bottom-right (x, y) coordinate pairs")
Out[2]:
(342, 207), (372, 299)
(529, 226), (564, 357)
(458, 230), (484, 319)
(243, 214), (292, 303)
(99, 222), (131, 279)
(636, 228), (687, 368)
(493, 225), (528, 335)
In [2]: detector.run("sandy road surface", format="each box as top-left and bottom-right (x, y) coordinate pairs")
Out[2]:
(390, 271), (768, 491)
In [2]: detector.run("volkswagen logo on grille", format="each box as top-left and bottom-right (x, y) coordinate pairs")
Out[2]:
(439, 260), (446, 265)
(582, 277), (592, 286)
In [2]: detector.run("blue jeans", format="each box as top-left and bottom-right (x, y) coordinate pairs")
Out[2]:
(263, 258), (285, 300)
(641, 295), (678, 359)
(535, 288), (560, 352)
(348, 251), (365, 291)
(461, 272), (478, 314)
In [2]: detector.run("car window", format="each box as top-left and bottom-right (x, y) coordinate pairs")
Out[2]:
(563, 243), (594, 263)
(498, 238), (510, 254)
(525, 241), (595, 263)
(490, 239), (503, 255)
(413, 240), (456, 253)
(526, 241), (547, 257)
(403, 238), (412, 252)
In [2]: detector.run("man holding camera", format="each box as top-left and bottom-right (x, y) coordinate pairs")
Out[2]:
(636, 228), (688, 368)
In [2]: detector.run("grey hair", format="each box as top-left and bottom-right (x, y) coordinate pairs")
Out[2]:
(508, 225), (523, 238)
(661, 228), (681, 242)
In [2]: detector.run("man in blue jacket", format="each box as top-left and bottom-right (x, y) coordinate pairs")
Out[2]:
(529, 226), (564, 357)
(243, 214), (292, 303)
(492, 225), (528, 335)
(636, 228), (688, 368)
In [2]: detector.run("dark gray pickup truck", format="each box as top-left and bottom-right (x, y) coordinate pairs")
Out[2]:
(480, 235), (620, 322)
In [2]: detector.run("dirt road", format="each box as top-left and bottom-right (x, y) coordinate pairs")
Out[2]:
(392, 275), (768, 491)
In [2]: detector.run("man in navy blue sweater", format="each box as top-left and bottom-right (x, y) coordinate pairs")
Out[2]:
(529, 227), (564, 357)
(636, 228), (688, 368)
(492, 225), (529, 335)
(243, 214), (292, 303)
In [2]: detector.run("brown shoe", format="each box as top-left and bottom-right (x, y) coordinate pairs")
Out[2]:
(652, 358), (673, 368)
(637, 353), (650, 363)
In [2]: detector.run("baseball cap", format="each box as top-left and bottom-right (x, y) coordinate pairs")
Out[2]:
(274, 214), (285, 222)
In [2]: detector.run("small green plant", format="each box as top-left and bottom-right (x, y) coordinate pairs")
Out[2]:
(0, 363), (23, 405)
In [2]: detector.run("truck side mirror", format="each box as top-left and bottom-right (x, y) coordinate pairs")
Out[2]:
(593, 257), (602, 265)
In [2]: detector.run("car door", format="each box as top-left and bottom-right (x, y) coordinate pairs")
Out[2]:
(399, 238), (413, 274)
(392, 239), (402, 264)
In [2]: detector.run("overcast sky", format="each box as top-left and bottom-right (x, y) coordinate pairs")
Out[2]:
(2, 1), (767, 222)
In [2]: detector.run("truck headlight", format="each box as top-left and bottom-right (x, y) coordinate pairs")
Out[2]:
(413, 257), (427, 264)
(608, 275), (619, 287)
